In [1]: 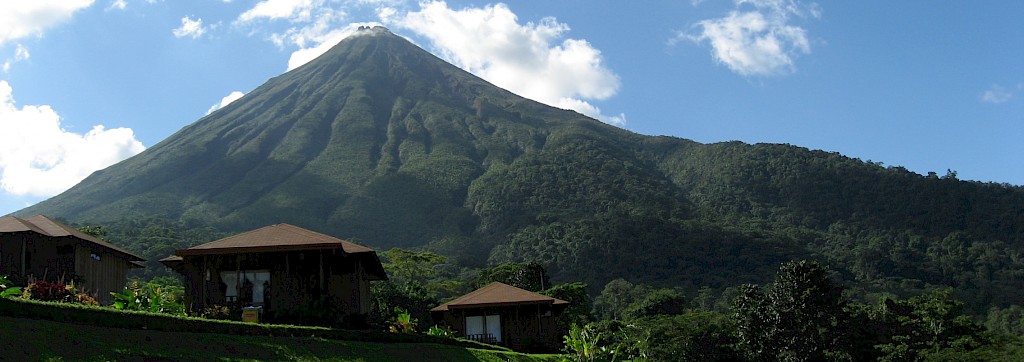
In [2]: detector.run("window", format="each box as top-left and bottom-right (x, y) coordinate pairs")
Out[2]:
(465, 315), (501, 343)
(220, 270), (270, 304)
(486, 315), (501, 342)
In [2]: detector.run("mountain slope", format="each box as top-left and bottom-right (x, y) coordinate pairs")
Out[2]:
(23, 27), (603, 241)
(17, 27), (1024, 310)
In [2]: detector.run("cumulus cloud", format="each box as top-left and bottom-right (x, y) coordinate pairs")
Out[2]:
(682, 0), (820, 76)
(234, 0), (353, 70)
(107, 0), (127, 11)
(980, 84), (1018, 104)
(392, 1), (624, 125)
(207, 91), (245, 114)
(284, 23), (380, 70)
(238, 0), (318, 23)
(173, 16), (207, 39)
(2, 44), (30, 73)
(0, 81), (145, 197)
(0, 0), (95, 46)
(233, 1), (625, 125)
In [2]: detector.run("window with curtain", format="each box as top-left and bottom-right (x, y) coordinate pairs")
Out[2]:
(220, 270), (270, 304)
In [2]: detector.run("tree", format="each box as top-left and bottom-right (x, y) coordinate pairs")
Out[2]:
(77, 225), (107, 239)
(592, 278), (648, 321)
(871, 288), (986, 360)
(373, 248), (449, 330)
(732, 260), (848, 361)
(622, 288), (687, 320)
(543, 282), (593, 328)
(636, 311), (742, 362)
(380, 248), (446, 285)
(476, 262), (550, 292)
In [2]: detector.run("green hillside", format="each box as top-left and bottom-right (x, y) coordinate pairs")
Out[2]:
(15, 27), (1024, 314)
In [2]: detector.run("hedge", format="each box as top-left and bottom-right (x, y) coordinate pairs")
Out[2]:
(0, 297), (507, 351)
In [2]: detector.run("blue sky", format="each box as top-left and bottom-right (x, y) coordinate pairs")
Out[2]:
(0, 0), (1021, 216)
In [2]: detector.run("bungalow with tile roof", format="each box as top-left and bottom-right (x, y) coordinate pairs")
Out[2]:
(431, 281), (569, 352)
(0, 215), (145, 304)
(161, 223), (387, 327)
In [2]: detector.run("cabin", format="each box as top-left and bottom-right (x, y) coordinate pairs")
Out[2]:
(161, 223), (387, 327)
(0, 215), (145, 304)
(431, 282), (569, 352)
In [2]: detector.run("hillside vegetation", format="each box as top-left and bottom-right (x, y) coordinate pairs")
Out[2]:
(15, 27), (1024, 316)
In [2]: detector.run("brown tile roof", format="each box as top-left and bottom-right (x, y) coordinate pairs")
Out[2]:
(171, 223), (387, 280)
(158, 255), (185, 273)
(175, 223), (375, 256)
(159, 255), (183, 262)
(431, 282), (569, 312)
(0, 215), (145, 262)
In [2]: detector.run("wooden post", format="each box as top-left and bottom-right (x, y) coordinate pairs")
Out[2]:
(236, 255), (242, 305)
(202, 255), (208, 308)
(537, 304), (542, 335)
(461, 310), (467, 338)
(20, 236), (26, 278)
(319, 250), (324, 290)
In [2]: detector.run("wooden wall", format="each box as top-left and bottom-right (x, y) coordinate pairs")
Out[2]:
(432, 304), (565, 352)
(180, 249), (375, 325)
(73, 243), (133, 304)
(0, 233), (134, 304)
(0, 234), (26, 282)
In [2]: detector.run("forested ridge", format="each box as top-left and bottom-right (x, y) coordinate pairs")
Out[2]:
(14, 27), (1024, 322)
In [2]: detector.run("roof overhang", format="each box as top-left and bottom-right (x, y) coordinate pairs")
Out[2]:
(170, 247), (388, 281)
(435, 299), (564, 311)
(175, 243), (354, 256)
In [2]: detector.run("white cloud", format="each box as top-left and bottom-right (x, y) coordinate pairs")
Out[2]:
(173, 16), (207, 39)
(0, 81), (145, 197)
(980, 84), (1016, 104)
(107, 0), (127, 11)
(207, 91), (245, 114)
(234, 0), (352, 68)
(238, 0), (317, 23)
(683, 0), (819, 76)
(233, 1), (625, 125)
(391, 1), (624, 126)
(233, 0), (370, 71)
(0, 0), (95, 46)
(284, 23), (376, 70)
(2, 44), (31, 73)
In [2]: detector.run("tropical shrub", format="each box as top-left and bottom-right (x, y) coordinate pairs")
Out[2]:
(389, 307), (418, 334)
(200, 305), (232, 320)
(26, 280), (74, 302)
(110, 281), (185, 315)
(74, 292), (99, 306)
(562, 323), (618, 362)
(0, 275), (21, 298)
(426, 325), (455, 338)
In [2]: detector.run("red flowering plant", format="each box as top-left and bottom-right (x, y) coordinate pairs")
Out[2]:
(26, 280), (74, 302)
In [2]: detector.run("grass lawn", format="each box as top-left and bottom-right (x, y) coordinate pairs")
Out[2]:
(0, 316), (562, 361)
